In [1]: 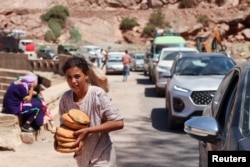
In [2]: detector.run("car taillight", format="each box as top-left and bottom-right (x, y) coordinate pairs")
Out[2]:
(173, 97), (185, 112)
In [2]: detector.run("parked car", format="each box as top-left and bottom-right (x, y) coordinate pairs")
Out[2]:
(81, 45), (100, 55)
(130, 53), (145, 71)
(37, 48), (58, 59)
(154, 47), (199, 97)
(143, 50), (150, 75)
(147, 33), (187, 82)
(57, 44), (80, 56)
(184, 61), (250, 167)
(164, 52), (236, 129)
(105, 52), (124, 74)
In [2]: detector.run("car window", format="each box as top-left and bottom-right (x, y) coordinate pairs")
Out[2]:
(201, 57), (235, 75)
(211, 70), (235, 116)
(162, 51), (196, 61)
(135, 55), (144, 59)
(174, 57), (207, 75)
(108, 55), (122, 62)
(241, 69), (250, 137)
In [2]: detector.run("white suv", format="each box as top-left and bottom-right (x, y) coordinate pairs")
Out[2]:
(155, 47), (199, 96)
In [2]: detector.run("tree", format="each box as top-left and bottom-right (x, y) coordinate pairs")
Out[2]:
(40, 5), (69, 42)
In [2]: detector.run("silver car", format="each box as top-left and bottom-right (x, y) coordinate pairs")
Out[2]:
(155, 47), (198, 97)
(105, 52), (124, 74)
(130, 53), (145, 71)
(165, 52), (236, 129)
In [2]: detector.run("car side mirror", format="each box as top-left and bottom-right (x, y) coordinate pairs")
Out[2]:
(184, 116), (220, 143)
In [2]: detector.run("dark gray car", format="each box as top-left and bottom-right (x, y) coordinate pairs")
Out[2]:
(184, 61), (250, 167)
(37, 48), (58, 60)
(130, 53), (145, 71)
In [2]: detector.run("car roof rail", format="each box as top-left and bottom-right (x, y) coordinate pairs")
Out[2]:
(220, 52), (231, 57)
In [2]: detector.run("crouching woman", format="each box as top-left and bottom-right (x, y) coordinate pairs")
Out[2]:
(2, 74), (45, 132)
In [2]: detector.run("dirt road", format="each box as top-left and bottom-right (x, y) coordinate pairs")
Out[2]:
(0, 71), (198, 167)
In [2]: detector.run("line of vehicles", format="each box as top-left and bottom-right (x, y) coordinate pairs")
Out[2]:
(141, 27), (250, 167)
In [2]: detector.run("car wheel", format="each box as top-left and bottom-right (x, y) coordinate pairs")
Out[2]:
(167, 106), (177, 130)
(149, 71), (152, 80)
(156, 86), (164, 97)
(131, 65), (135, 71)
(166, 92), (176, 130)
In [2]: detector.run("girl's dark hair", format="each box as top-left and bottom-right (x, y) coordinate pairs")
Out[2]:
(62, 57), (89, 74)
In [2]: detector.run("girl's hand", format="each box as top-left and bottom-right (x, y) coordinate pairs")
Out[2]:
(73, 128), (89, 151)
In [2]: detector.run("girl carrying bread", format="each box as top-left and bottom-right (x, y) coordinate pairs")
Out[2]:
(56, 57), (124, 167)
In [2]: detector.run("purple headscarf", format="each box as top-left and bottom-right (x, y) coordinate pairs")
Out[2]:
(21, 75), (37, 85)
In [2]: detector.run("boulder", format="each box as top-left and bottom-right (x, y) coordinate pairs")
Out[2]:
(88, 66), (109, 92)
(0, 113), (22, 151)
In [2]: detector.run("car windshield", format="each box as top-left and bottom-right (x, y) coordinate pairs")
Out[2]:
(108, 54), (122, 62)
(135, 55), (144, 59)
(46, 50), (55, 53)
(155, 44), (185, 55)
(161, 51), (196, 61)
(175, 56), (235, 76)
(87, 47), (99, 52)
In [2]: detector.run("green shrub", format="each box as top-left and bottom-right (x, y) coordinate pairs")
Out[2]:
(179, 0), (197, 8)
(143, 24), (155, 37)
(70, 28), (82, 42)
(197, 15), (210, 27)
(41, 5), (69, 42)
(48, 19), (62, 38)
(44, 30), (56, 42)
(120, 17), (139, 31)
(148, 9), (165, 28)
(41, 5), (69, 26)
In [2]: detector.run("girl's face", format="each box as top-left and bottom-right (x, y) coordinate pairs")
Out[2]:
(65, 66), (89, 94)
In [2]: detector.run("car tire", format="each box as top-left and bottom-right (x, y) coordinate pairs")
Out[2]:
(167, 106), (177, 130)
(131, 66), (134, 71)
(156, 86), (164, 97)
(166, 91), (177, 130)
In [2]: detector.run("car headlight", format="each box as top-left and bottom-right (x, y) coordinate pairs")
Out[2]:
(174, 85), (190, 93)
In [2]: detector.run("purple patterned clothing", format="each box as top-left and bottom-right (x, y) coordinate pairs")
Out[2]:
(3, 81), (44, 129)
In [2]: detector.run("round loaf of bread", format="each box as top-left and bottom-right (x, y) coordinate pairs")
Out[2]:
(55, 134), (76, 142)
(68, 109), (90, 125)
(56, 126), (75, 139)
(57, 140), (76, 148)
(62, 113), (75, 123)
(56, 145), (79, 153)
(62, 113), (88, 130)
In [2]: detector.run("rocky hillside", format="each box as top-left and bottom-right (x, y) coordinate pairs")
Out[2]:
(0, 0), (250, 59)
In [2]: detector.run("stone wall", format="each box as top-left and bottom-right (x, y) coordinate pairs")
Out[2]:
(0, 53), (29, 70)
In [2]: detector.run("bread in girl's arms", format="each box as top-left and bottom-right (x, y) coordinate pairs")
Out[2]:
(57, 140), (76, 148)
(55, 133), (77, 142)
(56, 126), (75, 139)
(62, 113), (88, 130)
(68, 109), (90, 125)
(56, 145), (79, 153)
